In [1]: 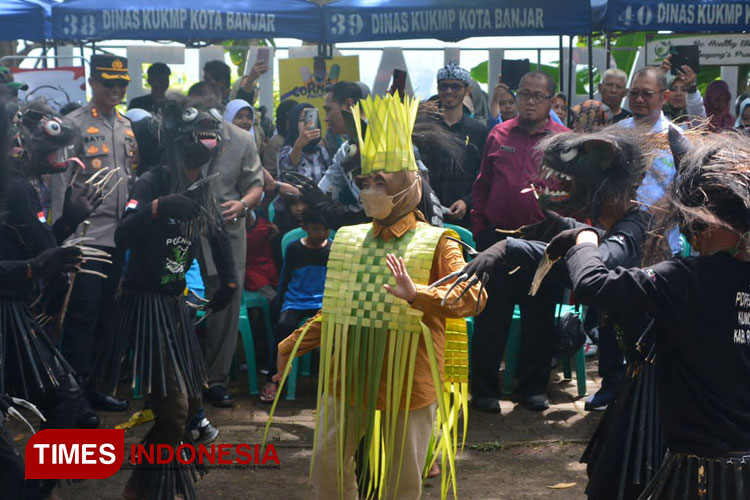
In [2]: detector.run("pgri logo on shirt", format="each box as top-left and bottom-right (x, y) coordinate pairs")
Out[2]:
(25, 429), (124, 479)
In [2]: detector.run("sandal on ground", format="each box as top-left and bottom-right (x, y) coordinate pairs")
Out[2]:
(260, 382), (279, 403)
(427, 461), (440, 479)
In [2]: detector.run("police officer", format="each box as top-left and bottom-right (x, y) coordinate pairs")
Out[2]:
(51, 54), (137, 427)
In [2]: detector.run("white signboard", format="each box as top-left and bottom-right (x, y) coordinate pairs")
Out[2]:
(647, 33), (750, 66)
(12, 67), (87, 111)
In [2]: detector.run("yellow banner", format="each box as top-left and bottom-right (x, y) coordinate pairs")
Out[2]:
(278, 55), (360, 134)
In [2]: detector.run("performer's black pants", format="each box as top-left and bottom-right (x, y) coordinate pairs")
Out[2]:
(10, 329), (82, 500)
(0, 422), (24, 500)
(61, 245), (124, 378)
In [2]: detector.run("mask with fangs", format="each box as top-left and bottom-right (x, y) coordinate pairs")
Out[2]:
(534, 126), (648, 220)
(11, 99), (82, 176)
(159, 96), (223, 170)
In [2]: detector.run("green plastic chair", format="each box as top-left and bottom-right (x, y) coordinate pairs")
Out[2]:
(243, 290), (275, 365)
(443, 223), (476, 251)
(502, 303), (588, 398)
(237, 295), (260, 395)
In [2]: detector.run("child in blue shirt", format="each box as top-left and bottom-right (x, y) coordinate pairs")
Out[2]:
(260, 208), (331, 402)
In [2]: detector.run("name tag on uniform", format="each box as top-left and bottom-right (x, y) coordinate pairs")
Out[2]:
(500, 145), (515, 153)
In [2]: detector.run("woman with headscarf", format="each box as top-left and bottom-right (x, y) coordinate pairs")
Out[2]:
(705, 80), (735, 131)
(735, 96), (750, 132)
(569, 100), (614, 133)
(277, 103), (330, 185)
(262, 99), (297, 179)
(224, 98), (266, 154)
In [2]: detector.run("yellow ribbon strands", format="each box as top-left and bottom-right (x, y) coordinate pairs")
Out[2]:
(262, 224), (469, 500)
(352, 93), (419, 175)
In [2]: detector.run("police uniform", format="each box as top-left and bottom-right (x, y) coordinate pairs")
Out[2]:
(50, 56), (135, 404)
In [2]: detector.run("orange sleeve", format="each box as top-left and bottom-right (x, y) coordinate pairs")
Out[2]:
(277, 311), (322, 358)
(410, 234), (487, 318)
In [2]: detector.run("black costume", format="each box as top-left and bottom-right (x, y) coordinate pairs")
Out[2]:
(567, 245), (750, 499)
(0, 97), (92, 499)
(92, 96), (236, 500)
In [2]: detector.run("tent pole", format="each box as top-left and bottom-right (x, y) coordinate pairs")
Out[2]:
(559, 35), (564, 93)
(567, 36), (573, 111)
(587, 35), (594, 99)
(606, 34), (612, 70)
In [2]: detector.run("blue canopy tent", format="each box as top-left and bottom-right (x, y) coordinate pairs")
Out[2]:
(49, 0), (323, 41)
(604, 0), (750, 33)
(321, 0), (594, 44)
(0, 0), (47, 41)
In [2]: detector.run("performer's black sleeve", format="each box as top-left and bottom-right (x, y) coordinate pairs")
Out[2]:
(208, 224), (237, 286)
(314, 200), (369, 231)
(565, 243), (689, 317)
(52, 217), (74, 246)
(598, 211), (649, 269)
(114, 175), (157, 250)
(0, 261), (30, 293)
(6, 180), (56, 256)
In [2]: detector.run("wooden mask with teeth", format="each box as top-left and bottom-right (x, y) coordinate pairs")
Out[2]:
(535, 126), (647, 220)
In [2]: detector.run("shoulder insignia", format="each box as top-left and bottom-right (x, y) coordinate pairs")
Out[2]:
(91, 107), (99, 118)
(125, 129), (135, 138)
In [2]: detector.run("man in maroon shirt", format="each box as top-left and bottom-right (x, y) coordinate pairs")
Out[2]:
(470, 71), (569, 413)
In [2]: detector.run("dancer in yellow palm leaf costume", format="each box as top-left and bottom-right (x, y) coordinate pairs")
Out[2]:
(271, 93), (487, 500)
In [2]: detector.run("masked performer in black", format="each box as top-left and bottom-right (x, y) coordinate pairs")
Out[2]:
(0, 94), (102, 499)
(91, 95), (237, 500)
(547, 130), (750, 500)
(436, 126), (664, 498)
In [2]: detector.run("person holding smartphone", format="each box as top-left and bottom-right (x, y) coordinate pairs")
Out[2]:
(660, 54), (706, 128)
(278, 103), (330, 185)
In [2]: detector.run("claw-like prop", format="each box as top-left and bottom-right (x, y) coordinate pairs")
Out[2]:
(447, 275), (480, 306)
(427, 270), (462, 289)
(445, 236), (478, 257)
(441, 273), (469, 306)
(476, 272), (489, 315)
(1, 395), (45, 434)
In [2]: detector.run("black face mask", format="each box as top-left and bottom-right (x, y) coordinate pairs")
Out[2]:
(15, 102), (81, 176)
(169, 105), (223, 169)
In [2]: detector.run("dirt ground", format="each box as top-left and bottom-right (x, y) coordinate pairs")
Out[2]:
(12, 360), (605, 499)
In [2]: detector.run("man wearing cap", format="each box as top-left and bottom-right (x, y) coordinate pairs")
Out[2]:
(51, 54), (136, 427)
(429, 61), (489, 228)
(127, 62), (170, 114)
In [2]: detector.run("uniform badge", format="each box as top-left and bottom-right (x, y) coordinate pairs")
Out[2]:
(500, 145), (516, 153)
(91, 158), (102, 169)
(125, 129), (135, 138)
(87, 144), (99, 155)
(91, 108), (99, 118)
(86, 126), (100, 134)
(101, 144), (110, 153)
